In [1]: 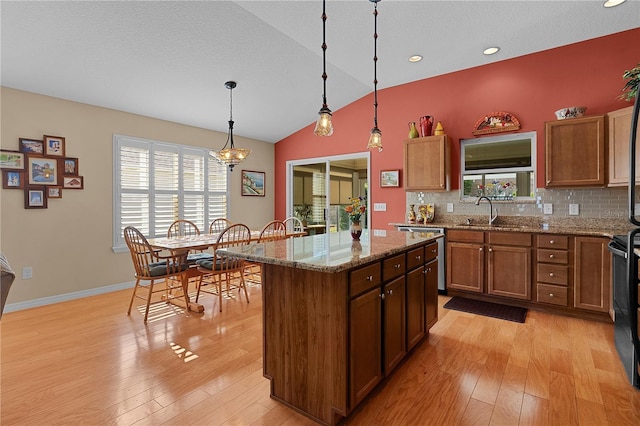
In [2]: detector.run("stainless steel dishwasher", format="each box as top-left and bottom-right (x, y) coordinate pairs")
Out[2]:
(397, 226), (446, 294)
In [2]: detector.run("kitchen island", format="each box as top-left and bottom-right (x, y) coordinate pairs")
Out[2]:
(219, 229), (442, 425)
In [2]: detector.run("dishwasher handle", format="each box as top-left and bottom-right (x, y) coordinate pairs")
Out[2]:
(608, 240), (628, 259)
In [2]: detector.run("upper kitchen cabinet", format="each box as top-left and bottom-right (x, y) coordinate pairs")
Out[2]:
(404, 135), (450, 191)
(608, 106), (640, 187)
(545, 115), (605, 188)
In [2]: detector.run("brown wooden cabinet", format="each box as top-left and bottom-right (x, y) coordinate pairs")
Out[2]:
(574, 236), (611, 313)
(535, 235), (571, 307)
(383, 276), (406, 375)
(608, 106), (640, 187)
(404, 135), (449, 191)
(446, 230), (485, 293)
(425, 258), (439, 329)
(545, 115), (606, 188)
(406, 241), (439, 351)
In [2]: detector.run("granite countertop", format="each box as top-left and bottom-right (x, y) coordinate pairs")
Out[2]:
(218, 229), (443, 273)
(390, 215), (635, 239)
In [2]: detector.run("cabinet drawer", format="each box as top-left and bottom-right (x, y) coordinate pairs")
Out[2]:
(537, 283), (568, 306)
(383, 254), (406, 281)
(537, 235), (569, 250)
(350, 263), (381, 296)
(537, 263), (569, 286)
(489, 232), (532, 247)
(425, 242), (438, 263)
(447, 229), (484, 244)
(537, 249), (568, 265)
(407, 246), (425, 270)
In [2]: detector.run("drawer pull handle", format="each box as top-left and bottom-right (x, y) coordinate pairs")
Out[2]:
(550, 240), (555, 244)
(549, 273), (554, 277)
(549, 293), (554, 297)
(415, 255), (421, 260)
(394, 264), (401, 269)
(549, 254), (554, 259)
(431, 249), (437, 254)
(366, 275), (373, 281)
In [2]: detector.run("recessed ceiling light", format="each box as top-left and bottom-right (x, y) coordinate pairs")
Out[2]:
(483, 47), (500, 55)
(408, 55), (423, 63)
(603, 0), (626, 8)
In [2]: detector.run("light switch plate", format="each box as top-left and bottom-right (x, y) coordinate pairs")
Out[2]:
(543, 203), (553, 215)
(446, 203), (454, 213)
(569, 204), (579, 216)
(373, 229), (387, 237)
(22, 267), (33, 279)
(373, 203), (386, 211)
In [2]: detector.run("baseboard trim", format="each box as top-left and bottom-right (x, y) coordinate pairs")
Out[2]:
(4, 281), (135, 314)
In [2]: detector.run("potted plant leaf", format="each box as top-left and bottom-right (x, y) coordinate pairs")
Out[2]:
(294, 204), (312, 227)
(620, 63), (640, 102)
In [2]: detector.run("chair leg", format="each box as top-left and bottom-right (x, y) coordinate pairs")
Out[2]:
(218, 274), (223, 312)
(127, 279), (141, 315)
(239, 272), (250, 304)
(144, 280), (155, 323)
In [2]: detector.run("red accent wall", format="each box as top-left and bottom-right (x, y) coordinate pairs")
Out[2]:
(275, 28), (640, 230)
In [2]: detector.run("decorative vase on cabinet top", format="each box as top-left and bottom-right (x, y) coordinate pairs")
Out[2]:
(419, 116), (434, 137)
(408, 122), (419, 139)
(434, 121), (445, 136)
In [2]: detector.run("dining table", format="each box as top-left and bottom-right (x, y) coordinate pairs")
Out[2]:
(146, 229), (306, 313)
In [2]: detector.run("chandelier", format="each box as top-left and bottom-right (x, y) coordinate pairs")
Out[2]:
(367, 0), (383, 152)
(210, 81), (251, 171)
(314, 0), (333, 136)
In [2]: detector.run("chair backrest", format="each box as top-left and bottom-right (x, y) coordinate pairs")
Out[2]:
(213, 224), (252, 272)
(125, 226), (185, 278)
(258, 220), (287, 242)
(283, 216), (304, 233)
(210, 218), (232, 234)
(167, 219), (201, 238)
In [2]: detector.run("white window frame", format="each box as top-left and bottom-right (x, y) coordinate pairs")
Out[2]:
(112, 134), (229, 252)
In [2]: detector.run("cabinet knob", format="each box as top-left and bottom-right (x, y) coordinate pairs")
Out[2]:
(549, 293), (554, 297)
(489, 248), (493, 252)
(388, 289), (394, 296)
(549, 273), (554, 277)
(549, 254), (554, 258)
(431, 249), (437, 254)
(394, 264), (401, 269)
(550, 240), (555, 245)
(423, 267), (431, 274)
(415, 255), (421, 261)
(366, 275), (373, 281)
(380, 292), (385, 300)
(479, 247), (483, 252)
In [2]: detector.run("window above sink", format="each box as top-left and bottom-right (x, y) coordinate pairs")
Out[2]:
(460, 131), (537, 201)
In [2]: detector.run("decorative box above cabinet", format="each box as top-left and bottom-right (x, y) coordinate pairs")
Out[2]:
(545, 115), (605, 188)
(404, 135), (450, 191)
(608, 106), (640, 187)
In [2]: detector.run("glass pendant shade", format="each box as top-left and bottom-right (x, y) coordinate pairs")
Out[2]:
(367, 127), (383, 152)
(314, 107), (333, 136)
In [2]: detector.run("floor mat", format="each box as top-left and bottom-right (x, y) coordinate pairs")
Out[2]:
(443, 296), (527, 323)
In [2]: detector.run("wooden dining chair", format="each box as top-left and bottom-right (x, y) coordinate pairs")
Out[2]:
(209, 218), (232, 234)
(283, 216), (304, 235)
(258, 220), (287, 242)
(124, 226), (190, 322)
(167, 219), (201, 238)
(196, 223), (251, 312)
(167, 219), (212, 291)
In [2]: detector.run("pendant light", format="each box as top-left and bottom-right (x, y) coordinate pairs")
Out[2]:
(314, 0), (333, 136)
(210, 81), (251, 172)
(367, 0), (383, 152)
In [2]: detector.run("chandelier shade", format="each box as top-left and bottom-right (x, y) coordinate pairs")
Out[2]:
(210, 81), (251, 171)
(314, 0), (333, 136)
(367, 0), (382, 152)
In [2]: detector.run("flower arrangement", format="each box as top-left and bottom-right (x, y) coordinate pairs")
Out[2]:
(345, 196), (366, 223)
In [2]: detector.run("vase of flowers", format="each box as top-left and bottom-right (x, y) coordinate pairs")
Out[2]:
(345, 196), (366, 241)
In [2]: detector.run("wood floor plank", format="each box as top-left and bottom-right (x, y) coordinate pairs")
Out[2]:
(459, 397), (494, 426)
(549, 371), (579, 426)
(519, 393), (550, 426)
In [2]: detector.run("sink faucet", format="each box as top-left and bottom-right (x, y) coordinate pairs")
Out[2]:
(475, 196), (498, 225)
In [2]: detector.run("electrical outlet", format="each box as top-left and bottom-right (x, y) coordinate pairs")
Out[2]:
(373, 203), (386, 211)
(569, 204), (579, 216)
(446, 203), (454, 213)
(22, 266), (33, 280)
(543, 203), (553, 215)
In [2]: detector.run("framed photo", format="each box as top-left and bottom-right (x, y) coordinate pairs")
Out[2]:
(380, 170), (400, 187)
(43, 135), (66, 157)
(47, 186), (62, 199)
(28, 157), (59, 185)
(19, 138), (44, 154)
(2, 170), (24, 189)
(63, 157), (79, 175)
(241, 170), (265, 196)
(63, 175), (84, 189)
(0, 150), (25, 170)
(25, 186), (47, 209)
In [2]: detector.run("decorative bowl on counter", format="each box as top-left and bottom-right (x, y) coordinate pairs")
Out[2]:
(554, 106), (587, 120)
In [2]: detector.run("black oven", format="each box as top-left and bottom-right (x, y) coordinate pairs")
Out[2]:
(609, 235), (639, 389)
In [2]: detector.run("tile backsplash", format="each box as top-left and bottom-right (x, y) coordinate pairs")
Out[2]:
(406, 187), (633, 220)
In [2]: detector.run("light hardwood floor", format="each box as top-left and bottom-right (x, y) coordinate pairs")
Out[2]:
(2, 282), (640, 425)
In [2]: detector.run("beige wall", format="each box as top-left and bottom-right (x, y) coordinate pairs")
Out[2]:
(0, 87), (275, 307)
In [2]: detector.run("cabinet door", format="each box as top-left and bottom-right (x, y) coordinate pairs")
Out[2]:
(404, 135), (449, 191)
(447, 242), (484, 293)
(574, 237), (611, 313)
(350, 287), (382, 407)
(488, 245), (531, 300)
(406, 267), (425, 351)
(383, 276), (406, 376)
(608, 106), (640, 186)
(545, 115), (605, 188)
(425, 258), (439, 330)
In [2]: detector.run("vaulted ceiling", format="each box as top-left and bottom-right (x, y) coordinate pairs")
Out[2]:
(2, 1), (638, 143)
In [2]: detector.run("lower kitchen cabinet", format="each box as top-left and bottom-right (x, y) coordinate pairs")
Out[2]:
(383, 276), (406, 375)
(447, 230), (485, 292)
(406, 266), (425, 351)
(574, 236), (611, 313)
(425, 258), (439, 330)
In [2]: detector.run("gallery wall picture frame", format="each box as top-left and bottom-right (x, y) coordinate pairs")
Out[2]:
(380, 170), (400, 187)
(47, 186), (62, 199)
(241, 170), (265, 196)
(25, 186), (47, 209)
(63, 157), (79, 175)
(62, 175), (84, 189)
(27, 156), (59, 186)
(2, 170), (24, 189)
(19, 138), (44, 154)
(0, 150), (25, 170)
(43, 135), (66, 157)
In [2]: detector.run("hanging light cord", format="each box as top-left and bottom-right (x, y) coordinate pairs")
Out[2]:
(225, 82), (235, 149)
(321, 1), (328, 108)
(372, 2), (379, 128)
